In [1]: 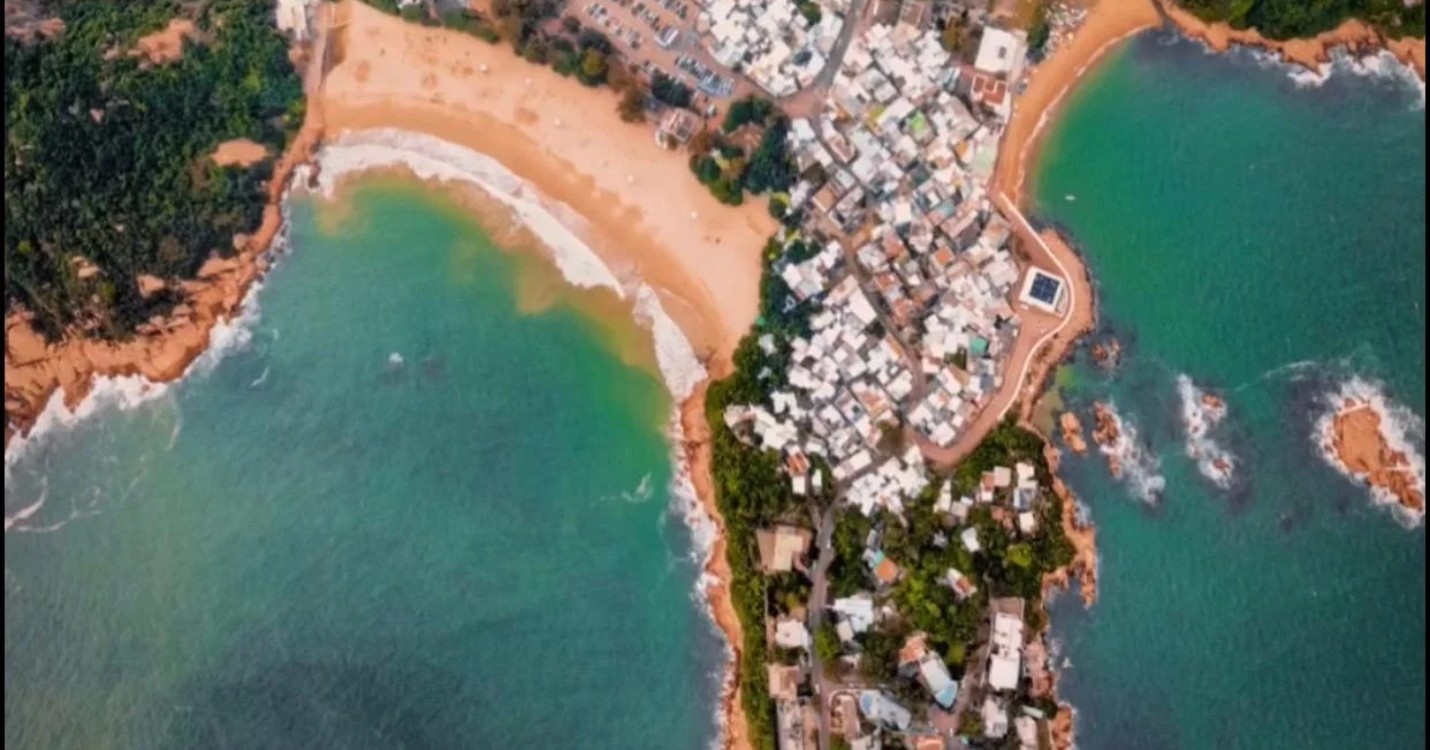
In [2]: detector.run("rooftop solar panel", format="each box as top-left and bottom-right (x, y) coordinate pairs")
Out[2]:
(1028, 273), (1060, 305)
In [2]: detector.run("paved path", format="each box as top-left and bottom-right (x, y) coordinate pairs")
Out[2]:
(778, 0), (872, 118)
(991, 193), (1078, 423)
(917, 195), (1084, 468)
(805, 508), (837, 750)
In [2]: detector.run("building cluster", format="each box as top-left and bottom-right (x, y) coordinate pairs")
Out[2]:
(696, 0), (846, 96)
(979, 597), (1045, 748)
(722, 20), (1036, 527)
(703, 9), (1067, 747)
(815, 457), (1054, 745)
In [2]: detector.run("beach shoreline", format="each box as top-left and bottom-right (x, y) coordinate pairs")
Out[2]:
(992, 0), (1160, 610)
(992, 3), (1163, 747)
(311, 6), (772, 745)
(681, 381), (754, 750)
(994, 3), (1423, 747)
(8, 1), (1423, 748)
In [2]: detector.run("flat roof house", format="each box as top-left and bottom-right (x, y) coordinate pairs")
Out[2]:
(973, 26), (1027, 78)
(987, 600), (1026, 691)
(757, 525), (814, 573)
(656, 109), (700, 149)
(858, 690), (912, 731)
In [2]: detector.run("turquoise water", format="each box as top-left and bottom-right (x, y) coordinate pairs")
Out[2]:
(1035, 35), (1425, 749)
(4, 181), (722, 749)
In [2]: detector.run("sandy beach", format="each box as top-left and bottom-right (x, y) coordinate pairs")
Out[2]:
(994, 0), (1163, 206)
(972, 0), (1129, 616)
(321, 0), (772, 367)
(6, 2), (769, 744)
(10, 1), (1421, 747)
(986, 5), (1160, 746)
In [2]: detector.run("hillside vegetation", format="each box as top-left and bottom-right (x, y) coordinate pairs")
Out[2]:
(4, 0), (304, 341)
(1177, 0), (1425, 40)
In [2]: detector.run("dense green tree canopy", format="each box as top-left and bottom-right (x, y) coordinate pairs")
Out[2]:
(5, 0), (303, 341)
(1179, 0), (1424, 39)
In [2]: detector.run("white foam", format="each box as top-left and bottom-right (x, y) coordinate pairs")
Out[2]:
(5, 375), (172, 471)
(664, 412), (732, 750)
(1235, 43), (1425, 107)
(5, 276), (267, 470)
(611, 472), (656, 504)
(4, 482), (48, 533)
(314, 129), (711, 405)
(1332, 49), (1427, 108)
(1313, 376), (1425, 528)
(634, 285), (708, 401)
(315, 128), (625, 295)
(1288, 62), (1332, 88)
(1176, 374), (1237, 489)
(1097, 402), (1166, 505)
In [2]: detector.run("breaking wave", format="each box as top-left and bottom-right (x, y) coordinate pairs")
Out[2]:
(1176, 375), (1236, 489)
(315, 128), (624, 294)
(4, 279), (266, 471)
(1097, 402), (1167, 505)
(1312, 376), (1425, 528)
(1240, 45), (1425, 108)
(314, 128), (708, 400)
(4, 480), (48, 533)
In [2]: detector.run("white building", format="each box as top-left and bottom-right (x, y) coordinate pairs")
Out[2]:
(982, 696), (1010, 738)
(987, 610), (1025, 691)
(973, 26), (1027, 78)
(774, 616), (812, 650)
(274, 0), (315, 40)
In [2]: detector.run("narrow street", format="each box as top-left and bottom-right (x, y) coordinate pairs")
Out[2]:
(778, 0), (874, 118)
(805, 507), (838, 749)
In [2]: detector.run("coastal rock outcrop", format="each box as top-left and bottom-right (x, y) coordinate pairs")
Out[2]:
(1090, 337), (1121, 370)
(1159, 0), (1427, 80)
(1090, 401), (1123, 478)
(1042, 445), (1098, 607)
(1327, 395), (1425, 521)
(4, 100), (326, 454)
(1059, 411), (1088, 454)
(1177, 375), (1236, 489)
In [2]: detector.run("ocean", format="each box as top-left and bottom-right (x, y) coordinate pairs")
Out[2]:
(4, 178), (724, 749)
(1034, 33), (1426, 749)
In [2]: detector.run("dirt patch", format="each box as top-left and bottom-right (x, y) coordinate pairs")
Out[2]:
(136, 274), (168, 298)
(4, 0), (65, 42)
(211, 138), (271, 167)
(131, 18), (202, 65)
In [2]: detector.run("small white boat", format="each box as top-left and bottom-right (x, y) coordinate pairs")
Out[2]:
(1065, 194), (1077, 202)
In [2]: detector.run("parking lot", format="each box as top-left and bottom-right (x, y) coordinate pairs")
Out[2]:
(575, 0), (757, 111)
